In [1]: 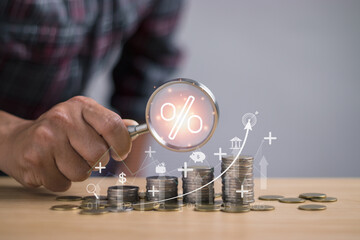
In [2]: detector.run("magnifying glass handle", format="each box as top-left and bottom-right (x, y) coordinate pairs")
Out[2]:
(127, 124), (149, 139)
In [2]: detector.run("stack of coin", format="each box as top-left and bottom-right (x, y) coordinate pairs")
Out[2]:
(107, 185), (139, 206)
(221, 155), (254, 211)
(182, 166), (215, 204)
(146, 176), (178, 204)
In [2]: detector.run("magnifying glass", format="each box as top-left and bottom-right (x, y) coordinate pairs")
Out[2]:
(86, 183), (99, 199)
(127, 78), (219, 152)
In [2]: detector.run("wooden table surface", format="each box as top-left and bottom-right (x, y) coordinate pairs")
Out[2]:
(0, 177), (359, 240)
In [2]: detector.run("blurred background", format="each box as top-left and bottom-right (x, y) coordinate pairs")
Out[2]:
(85, 0), (360, 177)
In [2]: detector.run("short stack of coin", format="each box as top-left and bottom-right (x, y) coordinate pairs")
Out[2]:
(221, 155), (254, 212)
(107, 185), (139, 206)
(146, 176), (178, 204)
(182, 166), (215, 204)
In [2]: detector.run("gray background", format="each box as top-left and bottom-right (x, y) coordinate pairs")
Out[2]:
(85, 0), (360, 177)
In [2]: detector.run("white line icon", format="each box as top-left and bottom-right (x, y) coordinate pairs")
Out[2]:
(177, 162), (193, 178)
(148, 186), (160, 197)
(214, 147), (227, 161)
(236, 185), (249, 198)
(94, 162), (106, 174)
(264, 131), (277, 145)
(145, 146), (156, 158)
(86, 183), (99, 200)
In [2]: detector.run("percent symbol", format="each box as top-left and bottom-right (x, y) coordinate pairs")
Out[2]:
(161, 95), (203, 140)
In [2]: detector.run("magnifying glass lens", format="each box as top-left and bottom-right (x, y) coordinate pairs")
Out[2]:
(147, 80), (218, 151)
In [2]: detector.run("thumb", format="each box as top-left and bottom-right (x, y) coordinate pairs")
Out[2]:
(123, 119), (139, 126)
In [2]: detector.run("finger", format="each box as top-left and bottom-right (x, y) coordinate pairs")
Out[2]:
(80, 98), (132, 161)
(42, 156), (71, 192)
(66, 116), (111, 169)
(54, 140), (92, 182)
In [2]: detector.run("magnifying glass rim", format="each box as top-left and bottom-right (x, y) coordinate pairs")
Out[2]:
(86, 183), (96, 193)
(145, 78), (219, 152)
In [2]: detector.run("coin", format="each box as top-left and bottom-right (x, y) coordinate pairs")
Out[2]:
(250, 205), (275, 211)
(138, 192), (146, 199)
(79, 208), (109, 215)
(215, 193), (222, 198)
(107, 206), (133, 213)
(195, 201), (222, 212)
(50, 204), (79, 211)
(258, 195), (284, 201)
(310, 197), (337, 203)
(182, 167), (215, 204)
(80, 203), (107, 210)
(155, 204), (182, 212)
(82, 195), (107, 201)
(133, 201), (159, 211)
(222, 204), (250, 213)
(298, 204), (327, 211)
(299, 193), (326, 199)
(56, 196), (82, 201)
(279, 197), (306, 203)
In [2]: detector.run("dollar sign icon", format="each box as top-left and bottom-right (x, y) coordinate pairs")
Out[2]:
(118, 172), (127, 185)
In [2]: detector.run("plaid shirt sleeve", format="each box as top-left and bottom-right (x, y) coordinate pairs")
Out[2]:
(111, 0), (184, 122)
(0, 0), (184, 121)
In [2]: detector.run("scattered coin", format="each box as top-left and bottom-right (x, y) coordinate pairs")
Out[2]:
(107, 206), (133, 213)
(80, 203), (106, 210)
(299, 193), (326, 199)
(310, 197), (337, 203)
(298, 204), (327, 211)
(155, 204), (182, 212)
(79, 208), (109, 215)
(258, 195), (284, 201)
(250, 205), (275, 211)
(56, 196), (82, 201)
(50, 204), (79, 211)
(279, 197), (306, 203)
(133, 201), (159, 211)
(221, 204), (250, 213)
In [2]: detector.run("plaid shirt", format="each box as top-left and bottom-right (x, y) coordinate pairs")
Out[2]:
(0, 0), (183, 121)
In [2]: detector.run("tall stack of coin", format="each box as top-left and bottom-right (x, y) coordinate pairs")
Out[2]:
(182, 166), (215, 204)
(221, 155), (254, 210)
(146, 176), (178, 204)
(107, 185), (139, 206)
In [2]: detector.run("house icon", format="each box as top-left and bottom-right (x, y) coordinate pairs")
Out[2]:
(230, 136), (242, 149)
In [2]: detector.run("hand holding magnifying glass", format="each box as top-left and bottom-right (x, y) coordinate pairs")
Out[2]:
(128, 78), (219, 152)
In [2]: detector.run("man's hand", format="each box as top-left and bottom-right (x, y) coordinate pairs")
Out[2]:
(0, 96), (137, 192)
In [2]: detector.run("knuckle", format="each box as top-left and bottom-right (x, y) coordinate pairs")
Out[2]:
(33, 125), (55, 143)
(69, 96), (89, 104)
(46, 106), (71, 126)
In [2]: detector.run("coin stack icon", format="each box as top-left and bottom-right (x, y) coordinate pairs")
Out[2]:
(182, 166), (215, 204)
(107, 185), (139, 206)
(146, 176), (178, 204)
(221, 155), (254, 211)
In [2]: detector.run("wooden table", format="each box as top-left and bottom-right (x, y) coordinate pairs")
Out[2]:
(0, 177), (359, 240)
